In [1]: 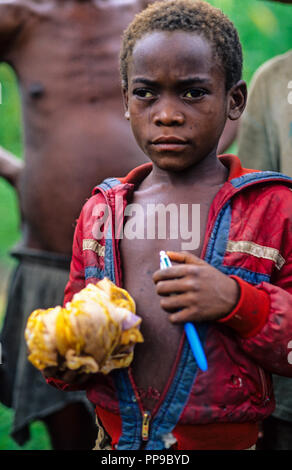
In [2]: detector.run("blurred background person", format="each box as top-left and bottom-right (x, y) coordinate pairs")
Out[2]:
(237, 0), (292, 450)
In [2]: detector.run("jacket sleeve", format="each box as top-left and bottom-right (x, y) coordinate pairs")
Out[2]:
(218, 214), (292, 377)
(46, 195), (108, 391)
(45, 207), (87, 391)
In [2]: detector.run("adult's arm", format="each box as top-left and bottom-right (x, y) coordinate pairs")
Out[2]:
(0, 0), (30, 61)
(0, 145), (24, 188)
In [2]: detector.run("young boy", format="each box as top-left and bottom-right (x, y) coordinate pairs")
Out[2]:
(45, 0), (292, 450)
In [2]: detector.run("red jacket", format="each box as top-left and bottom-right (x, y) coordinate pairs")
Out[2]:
(47, 155), (292, 450)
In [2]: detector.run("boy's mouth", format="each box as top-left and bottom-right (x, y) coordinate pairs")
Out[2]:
(151, 136), (188, 152)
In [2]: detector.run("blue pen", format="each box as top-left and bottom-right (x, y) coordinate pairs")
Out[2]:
(159, 251), (208, 372)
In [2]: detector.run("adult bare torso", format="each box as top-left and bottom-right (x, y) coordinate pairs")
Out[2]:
(3, 0), (147, 254)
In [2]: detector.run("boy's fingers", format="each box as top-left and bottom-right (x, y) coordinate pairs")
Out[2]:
(153, 264), (199, 283)
(169, 307), (200, 324)
(156, 278), (197, 296)
(61, 370), (79, 383)
(167, 251), (206, 266)
(61, 369), (89, 385)
(43, 366), (58, 378)
(160, 292), (196, 312)
(43, 366), (89, 385)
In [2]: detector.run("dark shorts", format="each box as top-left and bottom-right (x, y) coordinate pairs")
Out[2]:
(0, 246), (95, 445)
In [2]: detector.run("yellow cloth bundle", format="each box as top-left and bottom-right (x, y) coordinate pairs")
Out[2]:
(25, 278), (143, 374)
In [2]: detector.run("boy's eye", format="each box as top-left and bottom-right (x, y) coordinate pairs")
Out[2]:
(133, 88), (155, 99)
(184, 89), (206, 99)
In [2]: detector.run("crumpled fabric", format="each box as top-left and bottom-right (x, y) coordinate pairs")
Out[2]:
(25, 278), (143, 374)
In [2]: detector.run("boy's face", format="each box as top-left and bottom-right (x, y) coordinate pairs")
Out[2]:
(124, 31), (236, 172)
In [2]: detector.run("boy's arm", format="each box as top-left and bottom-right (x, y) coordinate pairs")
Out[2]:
(226, 253), (292, 377)
(44, 367), (91, 392)
(45, 208), (87, 390)
(0, 145), (24, 188)
(154, 203), (292, 377)
(0, 1), (29, 61)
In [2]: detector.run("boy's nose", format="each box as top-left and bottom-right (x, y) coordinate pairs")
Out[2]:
(153, 101), (184, 126)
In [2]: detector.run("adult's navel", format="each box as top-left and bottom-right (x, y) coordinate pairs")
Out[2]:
(28, 82), (45, 99)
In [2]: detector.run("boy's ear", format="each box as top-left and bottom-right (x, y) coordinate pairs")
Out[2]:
(227, 80), (247, 121)
(122, 88), (130, 120)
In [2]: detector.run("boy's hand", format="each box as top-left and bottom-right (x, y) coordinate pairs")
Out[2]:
(43, 366), (90, 387)
(153, 251), (239, 324)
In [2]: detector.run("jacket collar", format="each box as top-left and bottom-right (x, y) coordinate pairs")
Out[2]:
(118, 154), (254, 187)
(92, 154), (292, 200)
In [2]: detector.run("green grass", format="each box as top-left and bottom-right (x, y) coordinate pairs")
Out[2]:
(0, 406), (51, 450)
(0, 0), (291, 449)
(208, 0), (292, 84)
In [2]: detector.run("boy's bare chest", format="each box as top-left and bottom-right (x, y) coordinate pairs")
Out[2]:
(120, 186), (216, 266)
(119, 185), (218, 411)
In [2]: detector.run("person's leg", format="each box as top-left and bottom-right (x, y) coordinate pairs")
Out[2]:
(43, 402), (98, 450)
